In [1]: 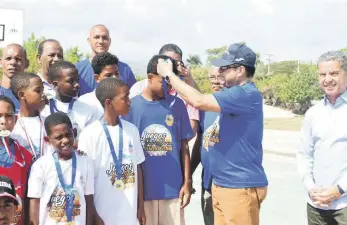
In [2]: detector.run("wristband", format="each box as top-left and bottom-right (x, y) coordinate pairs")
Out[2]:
(337, 185), (345, 195)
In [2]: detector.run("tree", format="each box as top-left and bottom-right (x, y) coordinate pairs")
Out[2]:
(205, 45), (227, 64)
(186, 54), (202, 68)
(23, 33), (45, 73)
(64, 46), (84, 64)
(340, 47), (347, 55)
(270, 61), (298, 75)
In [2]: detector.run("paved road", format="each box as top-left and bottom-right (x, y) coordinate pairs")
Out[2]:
(185, 153), (308, 225)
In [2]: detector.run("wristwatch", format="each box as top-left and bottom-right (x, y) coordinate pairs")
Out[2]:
(165, 74), (173, 84)
(337, 185), (345, 195)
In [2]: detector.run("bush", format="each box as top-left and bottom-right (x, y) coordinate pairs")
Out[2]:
(254, 64), (322, 114)
(191, 67), (211, 94)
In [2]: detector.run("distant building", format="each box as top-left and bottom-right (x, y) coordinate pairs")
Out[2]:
(0, 8), (24, 48)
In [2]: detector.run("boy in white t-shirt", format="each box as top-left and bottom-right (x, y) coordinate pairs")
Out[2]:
(28, 112), (100, 225)
(78, 78), (145, 225)
(10, 72), (49, 161)
(77, 52), (120, 121)
(40, 61), (96, 140)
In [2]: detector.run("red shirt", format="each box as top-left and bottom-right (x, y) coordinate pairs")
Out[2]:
(0, 139), (33, 225)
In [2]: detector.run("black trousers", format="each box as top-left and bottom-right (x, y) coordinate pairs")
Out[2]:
(307, 203), (347, 225)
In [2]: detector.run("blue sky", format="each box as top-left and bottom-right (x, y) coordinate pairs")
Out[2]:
(1, 0), (347, 74)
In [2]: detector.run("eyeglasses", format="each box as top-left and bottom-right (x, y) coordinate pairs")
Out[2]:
(218, 65), (240, 73)
(209, 76), (225, 82)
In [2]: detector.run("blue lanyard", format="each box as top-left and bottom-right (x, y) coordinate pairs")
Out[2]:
(49, 99), (75, 114)
(53, 151), (76, 222)
(162, 75), (184, 107)
(101, 119), (123, 181)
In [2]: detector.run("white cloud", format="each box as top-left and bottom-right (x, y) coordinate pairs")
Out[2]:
(124, 0), (148, 13)
(195, 22), (203, 35)
(252, 0), (274, 14)
(1, 0), (347, 74)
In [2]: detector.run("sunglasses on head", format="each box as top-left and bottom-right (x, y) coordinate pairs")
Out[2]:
(174, 59), (185, 68)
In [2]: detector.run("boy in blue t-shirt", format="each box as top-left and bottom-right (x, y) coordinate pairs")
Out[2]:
(123, 55), (193, 225)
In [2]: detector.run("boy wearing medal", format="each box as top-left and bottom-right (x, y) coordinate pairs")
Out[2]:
(28, 112), (99, 225)
(78, 78), (146, 225)
(40, 61), (96, 139)
(10, 72), (48, 161)
(77, 52), (120, 121)
(123, 55), (193, 225)
(0, 176), (21, 225)
(0, 96), (33, 225)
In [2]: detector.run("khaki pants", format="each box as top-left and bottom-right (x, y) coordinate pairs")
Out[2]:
(212, 184), (267, 225)
(144, 198), (185, 225)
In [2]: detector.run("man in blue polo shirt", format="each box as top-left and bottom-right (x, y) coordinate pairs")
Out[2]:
(76, 24), (136, 95)
(157, 43), (268, 225)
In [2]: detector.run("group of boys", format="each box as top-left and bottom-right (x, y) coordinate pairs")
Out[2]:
(0, 24), (226, 225)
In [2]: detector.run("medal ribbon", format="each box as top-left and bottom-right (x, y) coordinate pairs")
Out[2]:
(162, 75), (184, 108)
(1, 137), (25, 167)
(18, 115), (44, 159)
(101, 118), (123, 182)
(49, 99), (75, 114)
(53, 151), (76, 223)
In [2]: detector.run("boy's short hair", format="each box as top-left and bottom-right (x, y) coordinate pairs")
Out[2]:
(95, 77), (127, 108)
(92, 52), (119, 75)
(44, 112), (73, 136)
(10, 72), (40, 100)
(48, 60), (77, 82)
(0, 96), (16, 114)
(147, 55), (178, 75)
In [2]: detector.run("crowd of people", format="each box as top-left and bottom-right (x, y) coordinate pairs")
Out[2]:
(0, 23), (347, 225)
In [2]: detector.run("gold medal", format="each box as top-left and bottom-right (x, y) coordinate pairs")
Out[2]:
(0, 130), (11, 137)
(115, 179), (125, 190)
(66, 221), (75, 225)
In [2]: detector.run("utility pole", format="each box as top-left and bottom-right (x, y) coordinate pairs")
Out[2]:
(264, 54), (274, 76)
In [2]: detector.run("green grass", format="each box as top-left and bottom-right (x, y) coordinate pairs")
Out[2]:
(264, 116), (304, 131)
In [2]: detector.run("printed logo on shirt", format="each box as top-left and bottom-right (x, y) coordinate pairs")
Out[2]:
(140, 124), (172, 156)
(47, 186), (81, 222)
(10, 194), (22, 225)
(202, 118), (220, 151)
(106, 162), (135, 188)
(165, 114), (174, 127)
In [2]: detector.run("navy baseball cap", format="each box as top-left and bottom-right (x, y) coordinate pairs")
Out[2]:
(0, 175), (18, 204)
(212, 43), (256, 68)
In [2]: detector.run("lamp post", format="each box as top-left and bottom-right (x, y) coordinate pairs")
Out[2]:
(0, 24), (5, 41)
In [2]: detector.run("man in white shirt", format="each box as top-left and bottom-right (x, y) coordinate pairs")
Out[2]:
(36, 39), (64, 99)
(298, 51), (347, 224)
